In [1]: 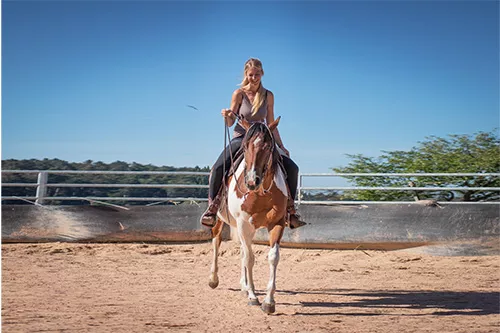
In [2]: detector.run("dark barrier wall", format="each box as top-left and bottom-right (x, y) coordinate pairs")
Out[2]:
(254, 204), (499, 251)
(2, 203), (499, 250)
(2, 204), (218, 243)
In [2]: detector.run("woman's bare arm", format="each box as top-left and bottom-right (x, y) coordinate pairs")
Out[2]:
(221, 89), (242, 127)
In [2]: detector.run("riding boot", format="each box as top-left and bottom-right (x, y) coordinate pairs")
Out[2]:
(200, 195), (222, 228)
(287, 199), (307, 229)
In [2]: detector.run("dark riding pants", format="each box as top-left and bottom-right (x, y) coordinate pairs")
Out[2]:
(208, 137), (299, 202)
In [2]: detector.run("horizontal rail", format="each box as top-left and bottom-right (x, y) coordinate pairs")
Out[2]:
(3, 197), (498, 205)
(301, 186), (500, 191)
(3, 183), (208, 189)
(1, 196), (208, 202)
(2, 170), (499, 205)
(298, 200), (500, 205)
(1, 170), (210, 176)
(301, 173), (500, 177)
(3, 170), (498, 177)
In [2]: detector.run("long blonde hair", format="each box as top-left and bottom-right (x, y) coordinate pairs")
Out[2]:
(239, 58), (266, 116)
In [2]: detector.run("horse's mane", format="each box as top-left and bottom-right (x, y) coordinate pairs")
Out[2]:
(243, 122), (273, 144)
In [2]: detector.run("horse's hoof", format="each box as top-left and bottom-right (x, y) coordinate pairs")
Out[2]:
(261, 302), (275, 314)
(208, 276), (219, 289)
(208, 280), (219, 289)
(248, 298), (260, 306)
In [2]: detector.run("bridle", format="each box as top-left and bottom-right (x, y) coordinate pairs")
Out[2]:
(245, 124), (276, 194)
(223, 113), (276, 197)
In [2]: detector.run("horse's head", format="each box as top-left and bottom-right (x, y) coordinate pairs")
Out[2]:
(240, 117), (281, 191)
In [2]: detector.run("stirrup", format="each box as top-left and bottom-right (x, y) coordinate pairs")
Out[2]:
(200, 212), (217, 228)
(200, 190), (223, 228)
(288, 213), (307, 229)
(200, 203), (219, 228)
(287, 205), (307, 229)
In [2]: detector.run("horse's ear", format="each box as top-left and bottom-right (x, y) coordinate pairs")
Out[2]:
(240, 117), (251, 131)
(268, 116), (281, 132)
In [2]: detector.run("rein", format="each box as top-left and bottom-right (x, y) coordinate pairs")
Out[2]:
(222, 111), (247, 219)
(224, 113), (248, 196)
(261, 163), (275, 194)
(258, 134), (276, 195)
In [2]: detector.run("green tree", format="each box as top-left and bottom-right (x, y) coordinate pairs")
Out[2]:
(333, 130), (500, 202)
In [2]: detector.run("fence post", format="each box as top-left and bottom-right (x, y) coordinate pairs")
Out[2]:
(35, 172), (48, 205)
(297, 173), (302, 205)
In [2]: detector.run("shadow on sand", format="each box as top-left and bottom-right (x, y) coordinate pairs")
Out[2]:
(275, 289), (500, 316)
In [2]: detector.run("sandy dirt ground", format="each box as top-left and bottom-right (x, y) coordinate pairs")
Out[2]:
(2, 241), (499, 333)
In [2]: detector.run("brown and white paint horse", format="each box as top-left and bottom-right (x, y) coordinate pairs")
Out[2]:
(209, 117), (288, 314)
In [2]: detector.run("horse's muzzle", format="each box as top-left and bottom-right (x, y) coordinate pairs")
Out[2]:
(245, 172), (261, 190)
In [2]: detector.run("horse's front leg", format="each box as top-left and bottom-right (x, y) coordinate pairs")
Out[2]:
(209, 219), (224, 289)
(237, 220), (259, 305)
(262, 221), (285, 314)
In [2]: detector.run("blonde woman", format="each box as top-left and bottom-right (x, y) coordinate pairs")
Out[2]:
(200, 58), (305, 229)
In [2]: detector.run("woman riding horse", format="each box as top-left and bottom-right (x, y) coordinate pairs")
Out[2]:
(208, 116), (290, 313)
(200, 58), (306, 230)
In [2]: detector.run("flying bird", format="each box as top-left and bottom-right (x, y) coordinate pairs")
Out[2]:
(186, 105), (199, 111)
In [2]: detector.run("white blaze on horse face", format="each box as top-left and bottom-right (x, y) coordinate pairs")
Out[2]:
(245, 146), (258, 185)
(246, 136), (264, 186)
(246, 168), (257, 185)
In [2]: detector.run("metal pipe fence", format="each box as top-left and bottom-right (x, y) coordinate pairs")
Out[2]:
(2, 170), (500, 205)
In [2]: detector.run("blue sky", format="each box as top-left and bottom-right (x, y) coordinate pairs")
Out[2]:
(2, 0), (499, 177)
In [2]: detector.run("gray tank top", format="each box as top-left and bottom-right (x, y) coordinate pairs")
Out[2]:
(233, 89), (268, 138)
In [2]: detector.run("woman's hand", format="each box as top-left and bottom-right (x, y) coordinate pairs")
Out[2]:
(221, 108), (236, 126)
(221, 108), (234, 119)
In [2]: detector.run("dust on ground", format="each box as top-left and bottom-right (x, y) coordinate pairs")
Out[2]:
(2, 241), (499, 332)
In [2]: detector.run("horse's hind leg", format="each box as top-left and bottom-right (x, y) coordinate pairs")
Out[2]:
(209, 219), (224, 289)
(237, 221), (259, 305)
(262, 222), (285, 314)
